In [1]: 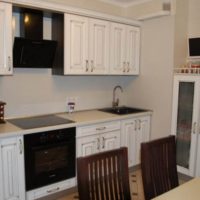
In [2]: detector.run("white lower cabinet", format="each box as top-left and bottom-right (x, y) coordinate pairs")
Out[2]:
(77, 121), (121, 157)
(121, 116), (151, 167)
(26, 178), (76, 200)
(0, 136), (25, 200)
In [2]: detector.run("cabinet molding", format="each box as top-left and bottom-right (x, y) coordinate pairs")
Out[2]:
(4, 0), (140, 26)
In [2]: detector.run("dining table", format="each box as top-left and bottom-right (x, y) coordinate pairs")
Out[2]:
(152, 178), (200, 200)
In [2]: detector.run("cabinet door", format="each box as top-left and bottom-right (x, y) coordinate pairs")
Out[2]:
(0, 2), (12, 75)
(89, 19), (109, 74)
(171, 75), (199, 176)
(110, 22), (126, 74)
(125, 26), (140, 75)
(0, 136), (25, 200)
(121, 119), (137, 167)
(100, 130), (120, 152)
(135, 116), (150, 165)
(76, 135), (99, 157)
(65, 14), (89, 74)
(121, 116), (151, 167)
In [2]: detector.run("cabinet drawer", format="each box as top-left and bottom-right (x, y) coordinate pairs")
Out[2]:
(77, 121), (120, 137)
(26, 178), (76, 200)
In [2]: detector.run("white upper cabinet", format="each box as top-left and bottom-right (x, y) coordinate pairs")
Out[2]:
(64, 13), (140, 75)
(65, 14), (88, 74)
(110, 23), (126, 74)
(89, 18), (109, 74)
(110, 23), (140, 75)
(0, 2), (13, 75)
(126, 26), (140, 75)
(64, 14), (109, 75)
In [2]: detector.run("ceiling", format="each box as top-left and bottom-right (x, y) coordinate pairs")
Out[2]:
(98, 0), (153, 7)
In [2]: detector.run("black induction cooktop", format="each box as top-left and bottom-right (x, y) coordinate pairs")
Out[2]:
(8, 114), (74, 129)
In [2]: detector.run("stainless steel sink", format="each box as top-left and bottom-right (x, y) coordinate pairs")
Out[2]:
(99, 106), (147, 115)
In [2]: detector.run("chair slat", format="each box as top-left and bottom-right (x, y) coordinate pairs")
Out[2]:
(77, 147), (131, 200)
(141, 135), (179, 200)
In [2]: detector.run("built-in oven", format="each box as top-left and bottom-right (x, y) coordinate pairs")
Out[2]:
(24, 127), (76, 191)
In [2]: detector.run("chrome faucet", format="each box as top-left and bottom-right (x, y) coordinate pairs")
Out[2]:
(112, 85), (123, 108)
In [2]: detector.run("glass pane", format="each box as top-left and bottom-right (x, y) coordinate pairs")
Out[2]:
(176, 82), (194, 169)
(35, 145), (69, 175)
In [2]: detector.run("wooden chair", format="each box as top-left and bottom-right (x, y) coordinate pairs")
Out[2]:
(141, 135), (179, 200)
(77, 147), (131, 200)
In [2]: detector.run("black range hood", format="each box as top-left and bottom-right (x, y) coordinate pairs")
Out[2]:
(13, 8), (57, 68)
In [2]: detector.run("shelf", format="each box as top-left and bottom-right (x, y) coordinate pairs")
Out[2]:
(174, 67), (200, 75)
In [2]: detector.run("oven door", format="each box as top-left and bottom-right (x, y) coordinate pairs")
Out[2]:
(25, 132), (75, 190)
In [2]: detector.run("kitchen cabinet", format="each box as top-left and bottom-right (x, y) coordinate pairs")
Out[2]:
(76, 121), (120, 157)
(121, 115), (150, 167)
(171, 75), (200, 177)
(0, 2), (13, 75)
(0, 136), (25, 200)
(110, 23), (140, 75)
(65, 14), (109, 75)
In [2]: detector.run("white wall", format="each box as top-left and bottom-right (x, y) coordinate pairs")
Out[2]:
(126, 16), (175, 139)
(0, 70), (129, 118)
(0, 0), (191, 141)
(0, 13), (128, 118)
(173, 0), (188, 68)
(188, 0), (200, 37)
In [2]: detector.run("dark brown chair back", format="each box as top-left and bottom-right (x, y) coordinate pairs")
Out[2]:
(77, 147), (131, 200)
(141, 135), (179, 200)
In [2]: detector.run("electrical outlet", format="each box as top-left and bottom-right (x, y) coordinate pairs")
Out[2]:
(66, 97), (76, 113)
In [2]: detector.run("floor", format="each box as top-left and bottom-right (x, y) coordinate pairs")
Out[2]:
(39, 169), (145, 200)
(39, 169), (189, 200)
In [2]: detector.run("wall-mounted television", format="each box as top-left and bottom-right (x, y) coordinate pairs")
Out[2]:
(189, 37), (200, 58)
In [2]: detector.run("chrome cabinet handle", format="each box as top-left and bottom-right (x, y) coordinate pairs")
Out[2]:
(47, 187), (60, 193)
(96, 127), (106, 131)
(135, 120), (138, 131)
(97, 138), (100, 150)
(91, 60), (94, 72)
(125, 122), (134, 126)
(19, 139), (23, 154)
(193, 122), (197, 134)
(123, 62), (126, 72)
(8, 56), (12, 71)
(102, 137), (105, 149)
(127, 62), (130, 72)
(138, 119), (141, 130)
(86, 60), (89, 72)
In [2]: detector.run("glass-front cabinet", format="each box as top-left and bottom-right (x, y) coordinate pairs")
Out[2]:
(171, 75), (200, 177)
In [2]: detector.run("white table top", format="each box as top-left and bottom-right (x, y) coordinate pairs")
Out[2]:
(152, 178), (200, 200)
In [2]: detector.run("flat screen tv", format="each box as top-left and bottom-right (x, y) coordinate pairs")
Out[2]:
(13, 37), (57, 68)
(189, 37), (200, 58)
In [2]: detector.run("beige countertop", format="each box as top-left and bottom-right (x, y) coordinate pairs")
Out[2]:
(152, 178), (200, 200)
(0, 109), (152, 138)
